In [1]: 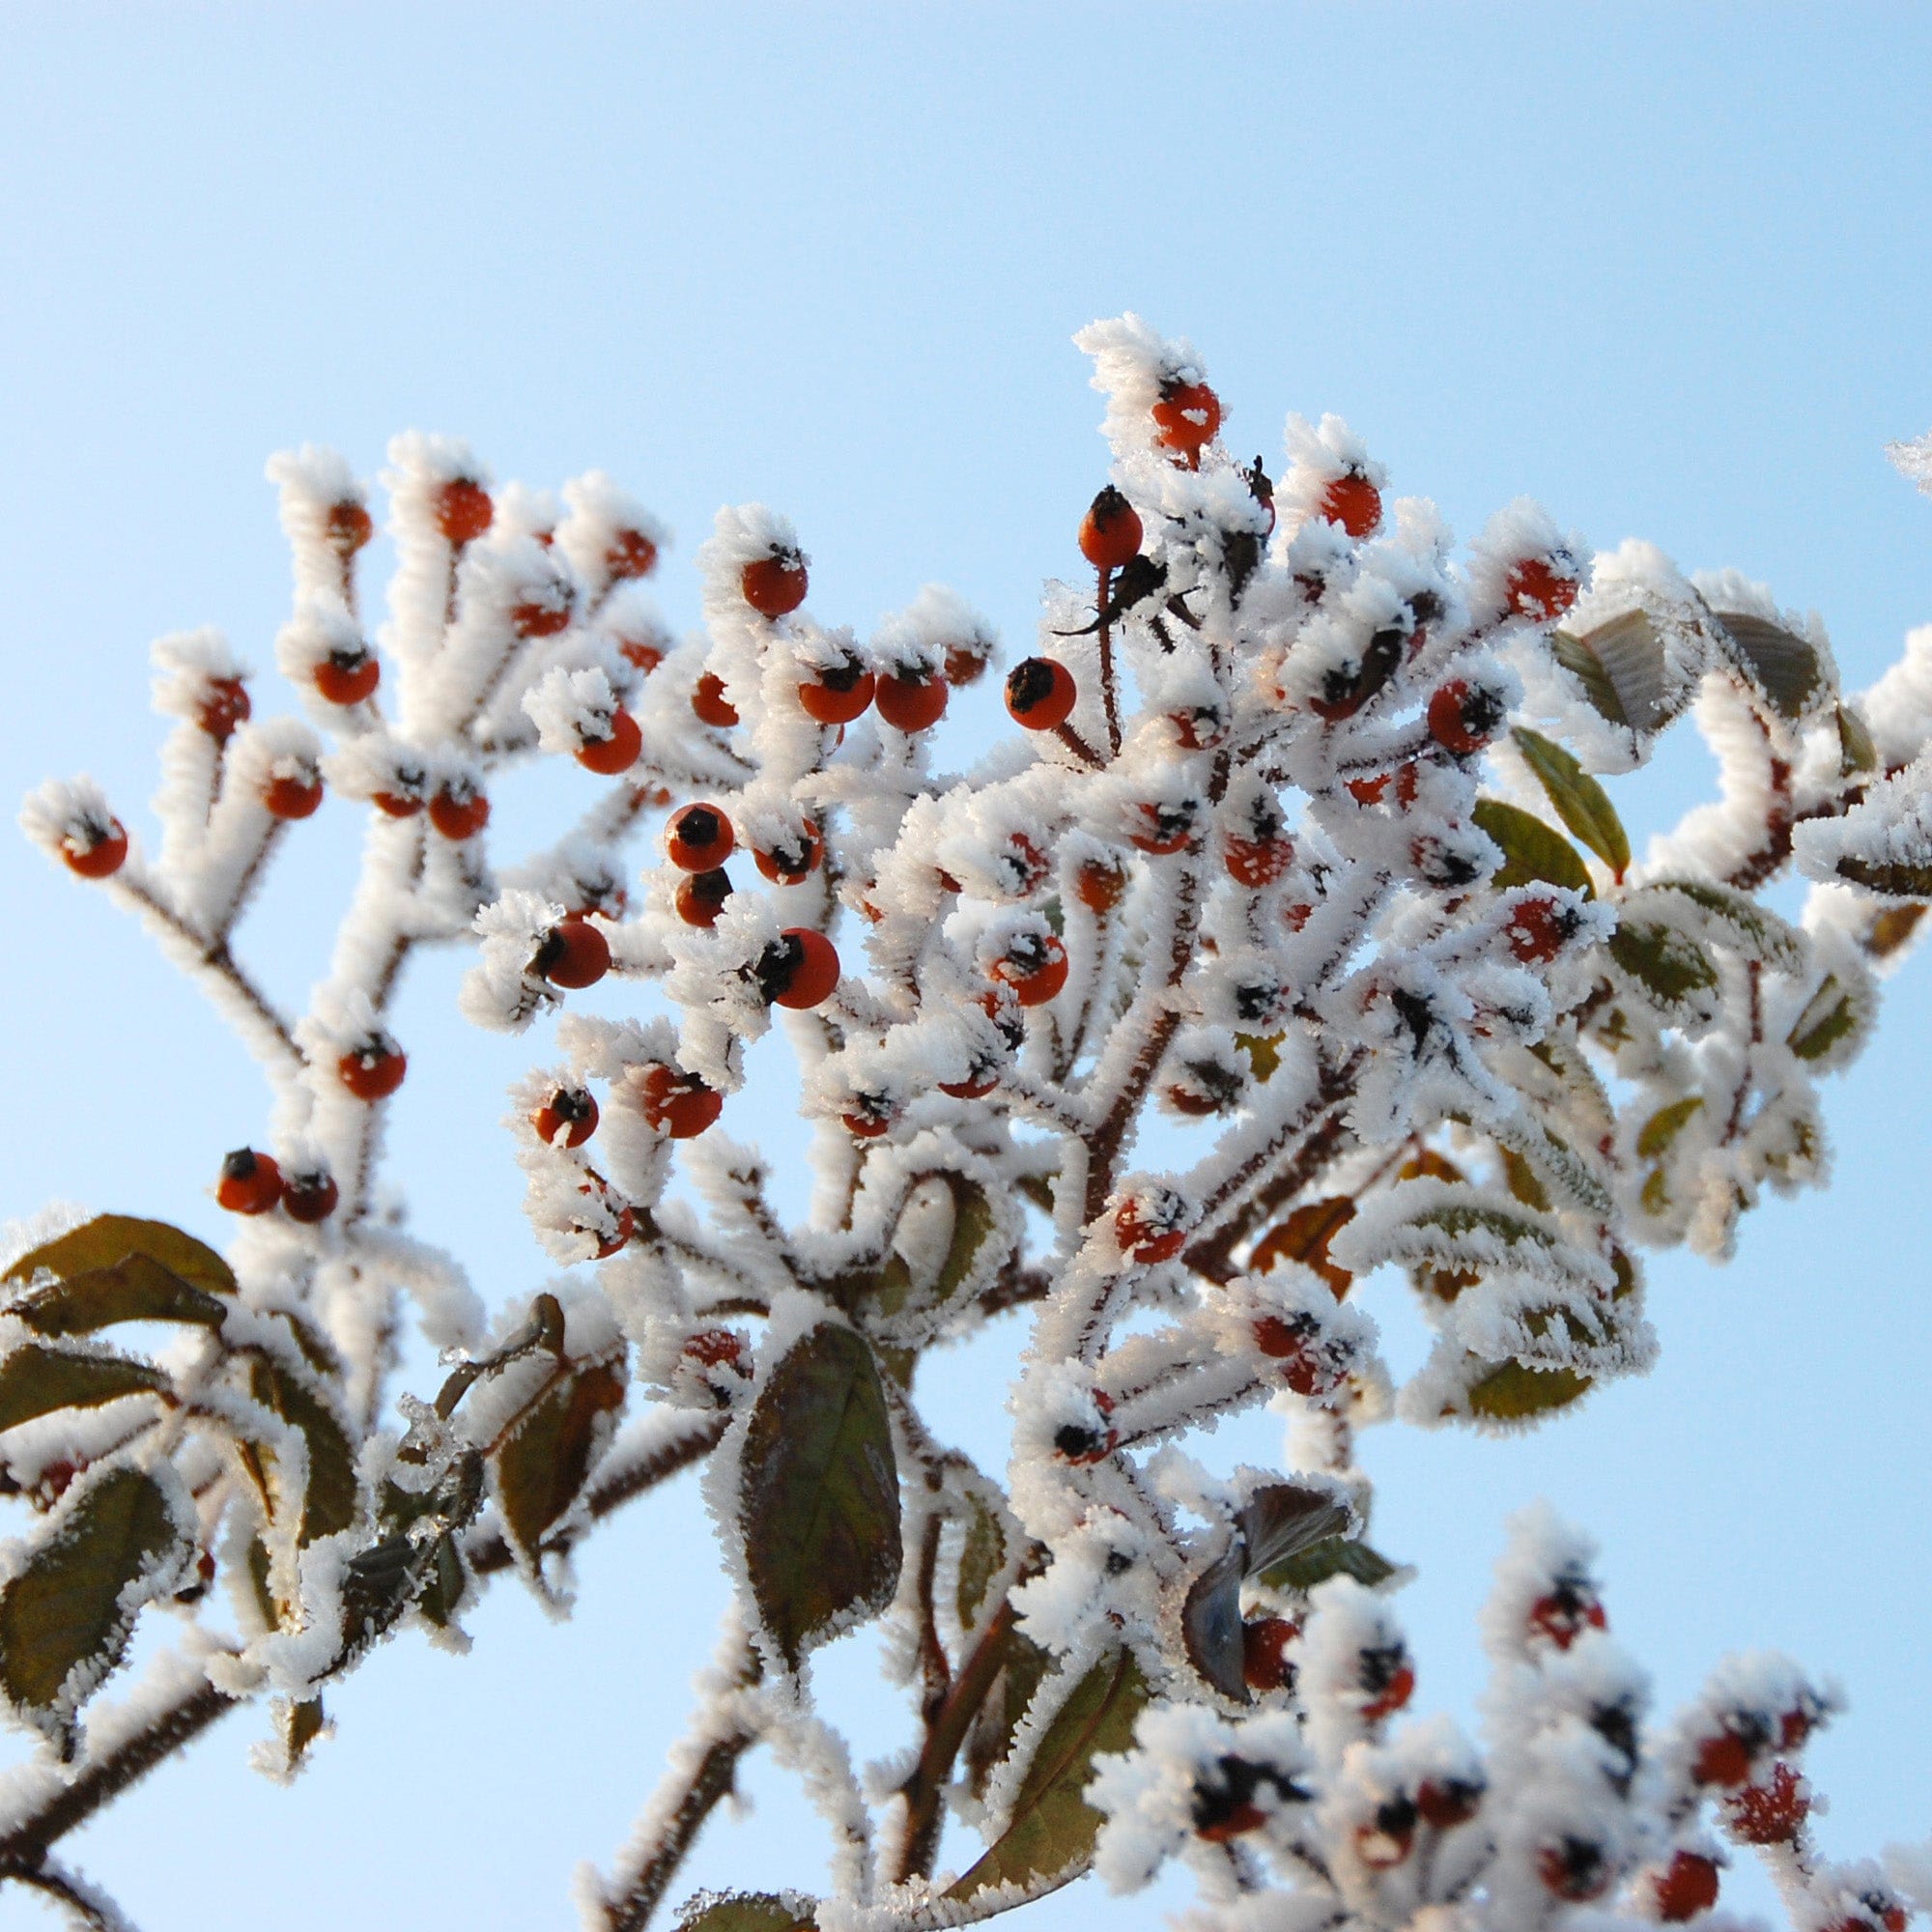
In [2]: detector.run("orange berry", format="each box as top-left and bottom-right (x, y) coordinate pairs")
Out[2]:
(326, 499), (373, 556)
(1727, 1763), (1806, 1845)
(437, 477), (493, 547)
(1151, 379), (1223, 465)
(756, 928), (840, 1009)
(1653, 1851), (1721, 1923)
(606, 527), (658, 581)
(1079, 485), (1143, 570)
(753, 821), (824, 885)
(990, 933), (1068, 1008)
(1241, 1617), (1299, 1692)
(692, 672), (739, 728)
(62, 817), (128, 879)
(943, 637), (992, 687)
(1504, 897), (1578, 965)
(533, 1087), (599, 1147)
(674, 867), (734, 927)
(1537, 1838), (1610, 1903)
(619, 634), (665, 674)
(216, 1148), (282, 1215)
(843, 1109), (893, 1139)
(372, 789), (424, 818)
(1130, 801), (1197, 855)
(1253, 1314), (1334, 1397)
(1506, 557), (1578, 621)
(265, 771), (324, 820)
(666, 804), (735, 872)
(577, 707), (642, 776)
(1427, 679), (1505, 756)
(1225, 833), (1293, 888)
(1361, 1654), (1414, 1721)
(799, 653), (875, 724)
(742, 551), (809, 619)
(511, 587), (573, 639)
(1320, 472), (1381, 539)
(576, 1182), (635, 1258)
(315, 648), (381, 706)
(1115, 1193), (1188, 1264)
(1170, 704), (1228, 752)
(1415, 1777), (1484, 1830)
(338, 1037), (406, 1102)
(1077, 855), (1129, 913)
(534, 919), (611, 990)
(428, 780), (490, 840)
(198, 677), (251, 743)
(1527, 1579), (1607, 1650)
(683, 1327), (748, 1373)
(282, 1170), (339, 1224)
(639, 1065), (724, 1139)
(938, 1066), (998, 1100)
(875, 669), (948, 733)
(1005, 658), (1076, 730)
(1692, 1730), (1758, 1789)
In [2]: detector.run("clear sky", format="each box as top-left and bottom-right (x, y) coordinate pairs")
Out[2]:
(2, 7), (1930, 1929)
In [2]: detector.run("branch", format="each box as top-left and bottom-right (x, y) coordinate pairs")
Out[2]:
(5, 1861), (139, 1932)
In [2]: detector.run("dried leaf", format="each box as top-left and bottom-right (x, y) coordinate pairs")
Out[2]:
(7, 1254), (229, 1337)
(1251, 1197), (1356, 1295)
(4, 1215), (236, 1296)
(0, 1345), (171, 1433)
(1513, 728), (1630, 880)
(248, 1357), (358, 1544)
(740, 1323), (900, 1668)
(1551, 611), (1670, 731)
(493, 1360), (625, 1569)
(676, 1893), (814, 1932)
(1716, 611), (1826, 721)
(1472, 798), (1594, 895)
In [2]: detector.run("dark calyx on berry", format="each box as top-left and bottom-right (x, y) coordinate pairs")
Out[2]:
(1191, 1754), (1307, 1841)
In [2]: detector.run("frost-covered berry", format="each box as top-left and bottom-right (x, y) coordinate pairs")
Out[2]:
(1358, 1644), (1415, 1721)
(437, 477), (493, 546)
(1537, 1836), (1611, 1902)
(1079, 484), (1143, 570)
(742, 547), (809, 618)
(1189, 1754), (1302, 1843)
(1169, 703), (1228, 752)
(1130, 799), (1198, 856)
(989, 932), (1068, 1008)
(938, 1062), (998, 1100)
(326, 498), (373, 556)
(942, 634), (992, 687)
(1152, 379), (1223, 467)
(216, 1148), (282, 1215)
(875, 668), (947, 733)
(1506, 555), (1579, 620)
(1115, 1186), (1190, 1264)
(264, 766), (324, 820)
(798, 648), (875, 725)
(533, 919), (611, 990)
(618, 632), (665, 674)
(1052, 1388), (1117, 1465)
(1726, 1761), (1807, 1844)
(62, 813), (128, 879)
(576, 707), (642, 775)
(692, 672), (739, 728)
(1504, 896), (1580, 965)
(1416, 1777), (1484, 1829)
(755, 929), (840, 1009)
(1652, 1850), (1721, 1922)
(199, 676), (251, 742)
(1426, 679), (1505, 755)
(842, 1102), (895, 1139)
(428, 778), (490, 840)
(314, 645), (381, 707)
(1355, 1796), (1418, 1869)
(1225, 830), (1293, 888)
(639, 1065), (724, 1139)
(606, 526), (658, 580)
(674, 867), (734, 928)
(282, 1168), (339, 1224)
(338, 1036), (406, 1102)
(1241, 1617), (1298, 1693)
(666, 804), (735, 872)
(1076, 853), (1128, 912)
(1320, 471), (1381, 539)
(576, 1179), (635, 1258)
(1005, 657), (1076, 730)
(533, 1086), (598, 1147)
(753, 821), (824, 885)
(1254, 1314), (1338, 1397)
(1526, 1575), (1607, 1649)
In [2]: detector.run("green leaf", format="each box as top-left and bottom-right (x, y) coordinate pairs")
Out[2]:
(1640, 879), (1804, 974)
(966, 1626), (1055, 1799)
(1835, 855), (1932, 898)
(1512, 728), (1630, 880)
(248, 1357), (358, 1544)
(1786, 976), (1862, 1063)
(930, 1176), (999, 1305)
(948, 1648), (1149, 1902)
(1259, 1534), (1399, 1594)
(739, 1323), (900, 1669)
(0, 1465), (188, 1743)
(1608, 922), (1719, 1009)
(1471, 798), (1594, 895)
(493, 1360), (626, 1569)
(0, 1345), (171, 1433)
(6, 1215), (235, 1295)
(955, 1492), (1008, 1629)
(1464, 1358), (1592, 1421)
(6, 1255), (230, 1337)
(1837, 703), (1879, 777)
(676, 1893), (815, 1932)
(1635, 1094), (1704, 1159)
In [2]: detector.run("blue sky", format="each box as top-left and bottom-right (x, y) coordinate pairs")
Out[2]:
(2, 8), (1930, 1928)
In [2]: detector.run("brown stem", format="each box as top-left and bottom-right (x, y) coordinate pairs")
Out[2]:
(1094, 566), (1122, 759)
(4, 1860), (136, 1932)
(1052, 722), (1105, 768)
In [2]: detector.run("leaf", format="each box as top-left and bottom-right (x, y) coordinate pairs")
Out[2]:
(0, 1464), (189, 1743)
(1640, 878), (1804, 974)
(1551, 611), (1671, 731)
(1498, 1146), (1550, 1211)
(739, 1322), (900, 1668)
(0, 1345), (171, 1433)
(1398, 1147), (1464, 1184)
(248, 1357), (358, 1544)
(1716, 611), (1826, 721)
(1250, 1197), (1356, 1295)
(493, 1360), (626, 1568)
(1635, 1094), (1704, 1159)
(1608, 922), (1719, 1009)
(1837, 703), (1879, 777)
(1836, 855), (1932, 898)
(1463, 1358), (1592, 1421)
(1786, 977), (1862, 1063)
(6, 1255), (230, 1337)
(5, 1215), (236, 1296)
(1512, 728), (1630, 880)
(955, 1492), (1007, 1628)
(930, 1176), (998, 1305)
(966, 1627), (1055, 1799)
(676, 1893), (815, 1932)
(1234, 1032), (1284, 1083)
(1259, 1534), (1399, 1594)
(948, 1648), (1149, 1902)
(1471, 798), (1595, 895)
(1236, 1483), (1354, 1577)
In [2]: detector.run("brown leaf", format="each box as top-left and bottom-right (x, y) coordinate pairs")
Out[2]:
(493, 1359), (626, 1569)
(0, 1344), (171, 1433)
(5, 1214), (235, 1295)
(1251, 1197), (1357, 1296)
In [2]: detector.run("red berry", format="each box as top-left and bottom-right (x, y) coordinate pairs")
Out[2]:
(437, 478), (493, 547)
(1006, 658), (1077, 730)
(1361, 1659), (1415, 1722)
(875, 669), (948, 733)
(989, 933), (1068, 1008)
(742, 551), (809, 618)
(576, 1183), (635, 1258)
(691, 672), (739, 728)
(1170, 704), (1228, 752)
(1115, 1193), (1188, 1264)
(315, 649), (381, 707)
(1053, 1389), (1117, 1465)
(1692, 1730), (1758, 1789)
(1320, 472), (1381, 539)
(535, 919), (611, 990)
(1241, 1617), (1299, 1692)
(511, 585), (573, 638)
(684, 1327), (747, 1373)
(533, 1087), (599, 1147)
(216, 1148), (282, 1215)
(938, 1066), (999, 1100)
(326, 499), (373, 556)
(674, 867), (734, 927)
(666, 803), (735, 872)
(639, 1065), (724, 1139)
(799, 653), (875, 725)
(373, 790), (423, 818)
(1225, 834), (1293, 888)
(607, 527), (658, 581)
(1506, 557), (1578, 621)
(1355, 1801), (1417, 1869)
(428, 780), (490, 840)
(265, 771), (324, 820)
(619, 634), (665, 674)
(1427, 680), (1505, 756)
(1537, 1838), (1610, 1903)
(1653, 1851), (1721, 1923)
(753, 821), (824, 885)
(1504, 896), (1578, 965)
(1527, 1580), (1607, 1650)
(1253, 1315), (1334, 1397)
(63, 817), (128, 879)
(1130, 801), (1197, 855)
(943, 637), (993, 686)
(1079, 485), (1143, 569)
(756, 928), (840, 1010)
(577, 707), (642, 775)
(1077, 855), (1129, 913)
(198, 677), (251, 742)
(1727, 1762), (1807, 1844)
(282, 1170), (339, 1224)
(1151, 379), (1223, 466)
(1416, 1778), (1484, 1830)
(339, 1038), (406, 1102)
(843, 1109), (893, 1139)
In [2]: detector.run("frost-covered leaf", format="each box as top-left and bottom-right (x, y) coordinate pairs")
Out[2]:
(1607, 921), (1719, 1012)
(0, 1344), (171, 1432)
(6, 1254), (229, 1336)
(739, 1322), (900, 1668)
(1259, 1534), (1399, 1594)
(494, 1359), (625, 1570)
(1715, 610), (1828, 721)
(1635, 1094), (1703, 1158)
(1234, 1031), (1285, 1082)
(965, 1626), (1054, 1800)
(1836, 855), (1932, 898)
(247, 1356), (358, 1543)
(955, 1492), (1008, 1628)
(1639, 878), (1805, 975)
(1838, 702), (1879, 777)
(4, 1214), (236, 1298)
(1786, 975), (1864, 1064)
(929, 1175), (1000, 1305)
(949, 1648), (1148, 1901)
(1464, 1357), (1592, 1421)
(676, 1892), (814, 1932)
(1250, 1197), (1356, 1295)
(1550, 610), (1673, 732)
(0, 1463), (190, 1746)
(1470, 798), (1593, 895)
(1512, 728), (1630, 879)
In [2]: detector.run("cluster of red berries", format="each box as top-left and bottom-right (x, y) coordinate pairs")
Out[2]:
(215, 1148), (338, 1223)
